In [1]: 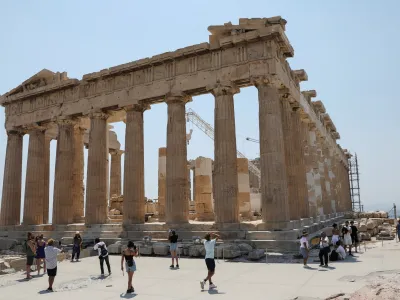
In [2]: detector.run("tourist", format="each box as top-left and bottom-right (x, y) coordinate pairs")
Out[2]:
(24, 232), (37, 279)
(350, 221), (359, 253)
(94, 238), (111, 276)
(331, 223), (340, 245)
(35, 234), (46, 275)
(299, 230), (309, 268)
(168, 230), (179, 269)
(318, 232), (330, 267)
(44, 239), (63, 292)
(336, 241), (346, 260)
(342, 221), (353, 256)
(71, 231), (82, 262)
(200, 232), (219, 290)
(397, 220), (400, 241)
(121, 241), (138, 294)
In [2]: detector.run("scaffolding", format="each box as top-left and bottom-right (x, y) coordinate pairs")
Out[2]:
(348, 153), (362, 212)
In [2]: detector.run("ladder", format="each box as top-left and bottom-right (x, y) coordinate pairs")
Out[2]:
(185, 108), (261, 180)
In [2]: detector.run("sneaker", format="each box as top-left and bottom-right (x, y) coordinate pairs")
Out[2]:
(200, 281), (205, 290)
(170, 264), (174, 269)
(319, 264), (324, 267)
(108, 272), (112, 276)
(47, 287), (53, 292)
(176, 264), (179, 269)
(127, 287), (134, 294)
(324, 264), (329, 267)
(209, 283), (217, 289)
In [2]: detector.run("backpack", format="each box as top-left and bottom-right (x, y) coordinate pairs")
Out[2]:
(329, 250), (339, 261)
(99, 244), (108, 257)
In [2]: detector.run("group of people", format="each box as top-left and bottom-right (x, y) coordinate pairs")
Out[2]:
(300, 220), (359, 268)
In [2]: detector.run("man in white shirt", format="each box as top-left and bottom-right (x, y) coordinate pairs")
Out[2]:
(336, 242), (347, 260)
(94, 238), (111, 276)
(200, 233), (219, 290)
(44, 239), (62, 292)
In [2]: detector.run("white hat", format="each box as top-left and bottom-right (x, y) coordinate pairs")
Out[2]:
(76, 231), (80, 234)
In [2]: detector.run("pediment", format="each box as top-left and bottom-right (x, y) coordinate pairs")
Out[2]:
(6, 69), (68, 97)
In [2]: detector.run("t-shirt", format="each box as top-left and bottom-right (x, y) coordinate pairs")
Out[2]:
(204, 239), (216, 259)
(73, 236), (82, 247)
(320, 236), (329, 248)
(44, 246), (62, 270)
(397, 224), (400, 232)
(350, 225), (358, 237)
(300, 237), (309, 249)
(169, 234), (178, 243)
(25, 240), (35, 256)
(94, 242), (108, 257)
(337, 245), (346, 259)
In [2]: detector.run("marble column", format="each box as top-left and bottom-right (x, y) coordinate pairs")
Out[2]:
(281, 98), (299, 220)
(85, 111), (109, 224)
(209, 83), (239, 224)
(157, 147), (167, 220)
(165, 93), (191, 224)
(194, 157), (214, 221)
(23, 127), (46, 225)
(306, 124), (322, 216)
(53, 119), (76, 225)
(255, 78), (290, 229)
(110, 149), (123, 198)
(330, 154), (339, 213)
(123, 104), (148, 224)
(72, 126), (85, 222)
(237, 158), (251, 218)
(43, 134), (51, 224)
(0, 130), (24, 226)
(318, 138), (331, 215)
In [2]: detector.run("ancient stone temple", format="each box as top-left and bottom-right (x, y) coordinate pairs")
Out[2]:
(0, 17), (352, 250)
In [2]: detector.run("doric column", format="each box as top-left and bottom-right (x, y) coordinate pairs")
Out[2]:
(165, 92), (191, 224)
(53, 118), (76, 225)
(208, 82), (239, 224)
(72, 126), (85, 222)
(110, 149), (123, 198)
(254, 78), (290, 229)
(85, 111), (109, 224)
(281, 96), (299, 220)
(194, 157), (214, 221)
(330, 153), (340, 213)
(318, 137), (331, 215)
(157, 147), (167, 220)
(23, 126), (46, 225)
(237, 158), (251, 218)
(0, 130), (24, 226)
(43, 133), (51, 224)
(123, 104), (149, 224)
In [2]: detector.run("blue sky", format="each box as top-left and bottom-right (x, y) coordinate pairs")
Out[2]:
(0, 1), (399, 220)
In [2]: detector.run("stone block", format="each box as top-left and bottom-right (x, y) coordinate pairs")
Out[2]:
(248, 249), (265, 260)
(359, 223), (367, 232)
(9, 258), (26, 271)
(359, 232), (371, 241)
(237, 243), (253, 255)
(153, 242), (169, 256)
(189, 245), (205, 257)
(108, 243), (123, 254)
(139, 245), (153, 255)
(366, 220), (377, 230)
(215, 244), (241, 259)
(0, 238), (18, 250)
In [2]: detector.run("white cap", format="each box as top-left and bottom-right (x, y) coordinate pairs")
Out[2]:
(76, 231), (80, 234)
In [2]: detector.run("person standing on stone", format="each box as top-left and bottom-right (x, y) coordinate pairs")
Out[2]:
(299, 230), (310, 268)
(331, 223), (340, 245)
(200, 233), (219, 290)
(342, 221), (353, 256)
(71, 231), (82, 262)
(168, 230), (179, 269)
(121, 241), (138, 294)
(318, 232), (330, 267)
(44, 239), (63, 292)
(94, 238), (111, 276)
(24, 232), (37, 279)
(35, 234), (46, 275)
(350, 221), (359, 253)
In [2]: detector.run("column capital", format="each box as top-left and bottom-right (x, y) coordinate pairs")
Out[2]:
(124, 103), (151, 112)
(251, 75), (281, 88)
(88, 110), (110, 120)
(23, 123), (47, 133)
(6, 127), (25, 136)
(206, 81), (239, 97)
(110, 149), (124, 156)
(52, 116), (80, 126)
(165, 92), (192, 104)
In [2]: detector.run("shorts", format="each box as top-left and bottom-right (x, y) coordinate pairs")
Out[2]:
(332, 235), (340, 245)
(344, 235), (352, 246)
(26, 256), (34, 266)
(300, 248), (308, 258)
(125, 261), (136, 273)
(205, 258), (215, 272)
(351, 235), (359, 244)
(47, 267), (57, 277)
(170, 243), (177, 252)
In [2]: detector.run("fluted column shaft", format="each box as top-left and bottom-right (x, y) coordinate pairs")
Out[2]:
(24, 128), (46, 225)
(166, 93), (190, 224)
(319, 138), (331, 215)
(72, 126), (85, 222)
(43, 135), (51, 224)
(123, 104), (148, 224)
(85, 112), (109, 224)
(53, 119), (76, 225)
(0, 131), (24, 226)
(210, 83), (239, 224)
(255, 80), (290, 229)
(110, 149), (123, 198)
(158, 147), (167, 219)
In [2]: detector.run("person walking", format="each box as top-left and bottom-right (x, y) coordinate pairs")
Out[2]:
(168, 230), (179, 269)
(342, 221), (353, 256)
(318, 232), (330, 267)
(121, 241), (138, 294)
(71, 231), (82, 262)
(24, 232), (37, 279)
(35, 234), (46, 275)
(200, 232), (220, 290)
(299, 230), (310, 268)
(44, 239), (63, 292)
(94, 238), (111, 276)
(350, 221), (359, 253)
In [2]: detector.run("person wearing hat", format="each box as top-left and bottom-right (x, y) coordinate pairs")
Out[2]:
(71, 231), (82, 262)
(299, 230), (310, 267)
(319, 232), (330, 267)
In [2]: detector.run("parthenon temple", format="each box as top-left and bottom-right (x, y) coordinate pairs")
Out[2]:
(0, 17), (352, 249)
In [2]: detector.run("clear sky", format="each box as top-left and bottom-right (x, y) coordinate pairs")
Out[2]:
(0, 1), (399, 220)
